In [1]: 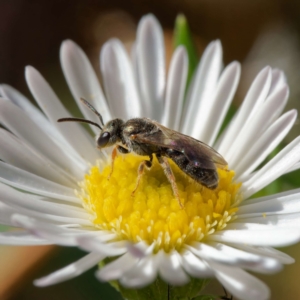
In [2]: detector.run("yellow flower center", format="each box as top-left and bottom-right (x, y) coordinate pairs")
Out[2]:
(78, 154), (241, 252)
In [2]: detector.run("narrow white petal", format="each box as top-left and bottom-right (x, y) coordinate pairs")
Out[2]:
(158, 250), (190, 285)
(200, 61), (241, 145)
(34, 252), (104, 287)
(235, 109), (297, 179)
(208, 242), (263, 265)
(0, 84), (66, 143)
(0, 202), (16, 226)
(97, 252), (139, 281)
(131, 42), (144, 115)
(126, 241), (154, 258)
(60, 40), (111, 132)
(217, 67), (272, 155)
(0, 183), (90, 219)
(230, 244), (294, 264)
(181, 249), (214, 278)
(100, 39), (141, 119)
(162, 46), (188, 130)
(235, 213), (300, 229)
(240, 187), (300, 205)
(209, 242), (282, 273)
(181, 40), (222, 135)
(0, 161), (79, 202)
(285, 161), (300, 174)
(243, 136), (300, 198)
(0, 99), (84, 179)
(208, 228), (300, 247)
(227, 85), (289, 166)
(0, 129), (75, 187)
(237, 191), (300, 215)
(269, 69), (286, 97)
(136, 14), (165, 120)
(11, 214), (93, 246)
(25, 66), (100, 164)
(0, 230), (51, 245)
(187, 242), (237, 264)
(120, 255), (159, 288)
(211, 262), (270, 300)
(77, 236), (126, 256)
(12, 202), (93, 226)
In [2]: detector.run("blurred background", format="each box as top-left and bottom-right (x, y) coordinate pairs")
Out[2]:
(1, 0), (300, 299)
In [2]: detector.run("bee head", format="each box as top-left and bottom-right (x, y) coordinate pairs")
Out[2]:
(97, 119), (124, 149)
(57, 98), (124, 150)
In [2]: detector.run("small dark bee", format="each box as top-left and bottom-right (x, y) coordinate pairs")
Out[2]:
(58, 98), (227, 208)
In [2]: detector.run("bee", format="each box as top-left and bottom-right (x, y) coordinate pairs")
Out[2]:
(58, 98), (227, 208)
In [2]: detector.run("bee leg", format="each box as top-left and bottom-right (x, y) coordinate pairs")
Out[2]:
(156, 154), (184, 209)
(131, 155), (153, 196)
(108, 146), (129, 179)
(107, 146), (118, 180)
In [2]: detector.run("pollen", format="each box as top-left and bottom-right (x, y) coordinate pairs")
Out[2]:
(78, 154), (241, 252)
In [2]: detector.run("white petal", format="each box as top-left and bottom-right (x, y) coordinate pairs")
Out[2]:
(201, 61), (241, 145)
(0, 202), (16, 226)
(243, 136), (300, 198)
(208, 228), (300, 247)
(77, 236), (126, 256)
(269, 69), (286, 97)
(0, 84), (66, 144)
(158, 250), (190, 285)
(227, 85), (289, 166)
(0, 230), (51, 245)
(14, 204), (93, 226)
(230, 244), (294, 264)
(237, 191), (300, 215)
(0, 183), (90, 219)
(217, 67), (272, 155)
(96, 252), (139, 281)
(181, 249), (214, 278)
(235, 109), (297, 179)
(120, 255), (159, 288)
(11, 214), (94, 246)
(181, 40), (222, 136)
(131, 42), (143, 114)
(0, 99), (84, 179)
(161, 46), (188, 130)
(0, 161), (79, 203)
(100, 39), (141, 119)
(187, 242), (237, 264)
(0, 129), (75, 187)
(208, 241), (282, 273)
(285, 161), (300, 174)
(126, 241), (155, 258)
(25, 66), (100, 164)
(235, 213), (300, 229)
(136, 14), (165, 120)
(34, 252), (104, 287)
(60, 40), (111, 132)
(211, 262), (270, 300)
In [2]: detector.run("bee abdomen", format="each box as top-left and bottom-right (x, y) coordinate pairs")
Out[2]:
(165, 149), (218, 190)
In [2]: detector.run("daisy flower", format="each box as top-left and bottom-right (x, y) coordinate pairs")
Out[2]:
(1, 14), (300, 300)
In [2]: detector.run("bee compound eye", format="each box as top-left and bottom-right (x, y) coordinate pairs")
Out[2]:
(97, 132), (111, 148)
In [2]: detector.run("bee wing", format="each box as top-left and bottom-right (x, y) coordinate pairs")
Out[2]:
(133, 122), (227, 169)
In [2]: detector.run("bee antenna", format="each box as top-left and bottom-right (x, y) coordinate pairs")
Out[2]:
(57, 118), (102, 130)
(80, 98), (105, 126)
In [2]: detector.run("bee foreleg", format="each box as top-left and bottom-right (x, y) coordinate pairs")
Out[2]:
(108, 146), (130, 180)
(131, 155), (153, 196)
(107, 146), (118, 180)
(156, 154), (184, 209)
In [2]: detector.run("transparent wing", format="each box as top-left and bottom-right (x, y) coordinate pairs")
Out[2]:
(133, 121), (227, 169)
